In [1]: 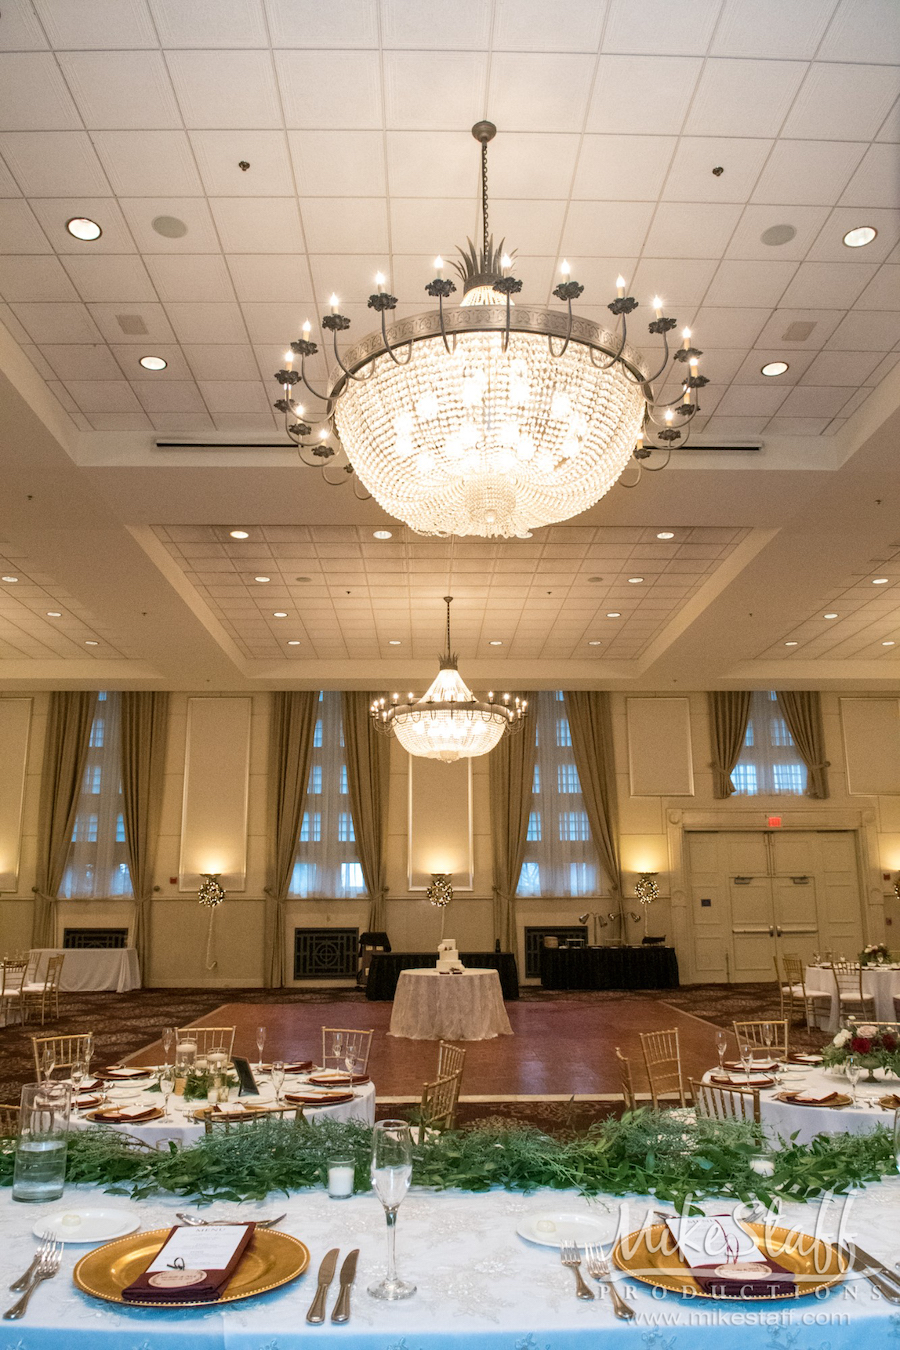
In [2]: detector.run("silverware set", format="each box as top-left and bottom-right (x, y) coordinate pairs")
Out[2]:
(559, 1240), (634, 1320)
(176, 1211), (286, 1228)
(306, 1247), (359, 1325)
(4, 1238), (62, 1320)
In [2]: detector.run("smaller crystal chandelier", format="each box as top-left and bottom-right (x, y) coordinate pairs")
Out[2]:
(371, 596), (526, 762)
(198, 873), (226, 907)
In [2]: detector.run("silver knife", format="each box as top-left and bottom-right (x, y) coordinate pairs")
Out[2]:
(306, 1247), (339, 1324)
(847, 1243), (900, 1294)
(836, 1243), (900, 1304)
(331, 1249), (359, 1324)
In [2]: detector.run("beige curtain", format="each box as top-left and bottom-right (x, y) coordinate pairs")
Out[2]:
(264, 691), (319, 987)
(564, 691), (622, 906)
(776, 691), (830, 799)
(120, 692), (169, 982)
(489, 699), (538, 953)
(342, 692), (390, 932)
(708, 691), (751, 799)
(32, 691), (95, 947)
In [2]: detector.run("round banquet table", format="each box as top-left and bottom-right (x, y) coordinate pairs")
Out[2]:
(68, 1073), (375, 1147)
(388, 967), (513, 1040)
(703, 1063), (896, 1146)
(804, 962), (900, 1032)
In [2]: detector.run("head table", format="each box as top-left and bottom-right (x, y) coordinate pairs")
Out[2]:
(0, 1176), (898, 1348)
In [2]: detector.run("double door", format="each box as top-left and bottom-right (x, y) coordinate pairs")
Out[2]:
(686, 830), (863, 983)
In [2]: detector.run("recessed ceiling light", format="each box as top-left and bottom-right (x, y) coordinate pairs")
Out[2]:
(66, 216), (101, 240)
(388, 640), (401, 645)
(588, 640), (602, 646)
(229, 529), (249, 539)
(873, 577), (889, 585)
(843, 225), (877, 248)
(273, 611), (288, 618)
(373, 529), (393, 540)
(46, 611), (61, 618)
(657, 531), (675, 540)
(254, 576), (270, 583)
(489, 640), (503, 645)
(761, 361), (789, 377)
(823, 613), (838, 619)
(883, 641), (896, 647)
(606, 612), (621, 618)
(1, 575), (17, 583)
(628, 577), (644, 584)
(785, 641), (798, 646)
(139, 355), (167, 371)
(85, 640), (98, 646)
(287, 640), (300, 646)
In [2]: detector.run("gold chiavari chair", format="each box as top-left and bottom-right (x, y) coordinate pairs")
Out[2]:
(0, 1103), (20, 1136)
(437, 1041), (466, 1081)
(32, 1031), (94, 1081)
(416, 1072), (461, 1144)
(639, 1029), (689, 1109)
(176, 1026), (236, 1060)
(21, 953), (64, 1025)
(321, 1028), (374, 1073)
(615, 1047), (638, 1111)
(203, 1105), (303, 1133)
(779, 954), (831, 1031)
(830, 961), (876, 1023)
(691, 1078), (760, 1125)
(732, 1018), (789, 1060)
(0, 958), (26, 1026)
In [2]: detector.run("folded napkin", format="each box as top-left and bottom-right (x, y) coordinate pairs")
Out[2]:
(789, 1054), (823, 1065)
(724, 1059), (778, 1072)
(668, 1216), (796, 1299)
(690, 1256), (796, 1299)
(260, 1061), (314, 1074)
(284, 1089), (353, 1104)
(786, 1091), (841, 1105)
(213, 1102), (247, 1116)
(307, 1072), (368, 1087)
(94, 1104), (158, 1122)
(122, 1223), (255, 1304)
(102, 1067), (151, 1079)
(710, 1073), (773, 1087)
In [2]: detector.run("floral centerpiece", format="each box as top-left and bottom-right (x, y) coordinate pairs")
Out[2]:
(860, 942), (890, 965)
(822, 1021), (900, 1081)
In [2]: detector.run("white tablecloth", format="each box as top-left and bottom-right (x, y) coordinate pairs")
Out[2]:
(29, 947), (141, 993)
(389, 968), (513, 1041)
(804, 964), (900, 1033)
(3, 1177), (900, 1347)
(705, 1063), (896, 1146)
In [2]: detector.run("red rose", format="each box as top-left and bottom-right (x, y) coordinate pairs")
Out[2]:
(883, 1034), (897, 1052)
(851, 1036), (872, 1055)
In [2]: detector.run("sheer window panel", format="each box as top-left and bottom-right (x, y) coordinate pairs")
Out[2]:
(61, 691), (132, 899)
(731, 690), (808, 796)
(289, 690), (366, 899)
(517, 690), (603, 898)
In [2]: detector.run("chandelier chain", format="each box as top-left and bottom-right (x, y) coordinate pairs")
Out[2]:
(481, 137), (489, 264)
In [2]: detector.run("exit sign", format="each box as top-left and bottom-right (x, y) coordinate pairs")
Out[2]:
(768, 816), (782, 828)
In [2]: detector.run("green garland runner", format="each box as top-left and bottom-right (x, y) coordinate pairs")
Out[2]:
(2, 1110), (897, 1213)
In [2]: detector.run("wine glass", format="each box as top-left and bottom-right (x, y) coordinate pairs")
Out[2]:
(332, 1033), (343, 1069)
(41, 1044), (56, 1082)
(846, 1055), (861, 1105)
(159, 1066), (175, 1120)
(271, 1061), (285, 1105)
(368, 1119), (416, 1301)
(256, 1025), (267, 1072)
(739, 1041), (753, 1077)
(70, 1060), (86, 1100)
(715, 1030), (728, 1073)
(162, 1027), (175, 1065)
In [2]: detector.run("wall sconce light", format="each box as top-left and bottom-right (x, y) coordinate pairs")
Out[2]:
(578, 911), (609, 944)
(198, 873), (225, 973)
(426, 872), (453, 940)
(635, 872), (660, 938)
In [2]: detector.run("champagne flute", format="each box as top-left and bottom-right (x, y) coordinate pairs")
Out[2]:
(271, 1060), (285, 1105)
(41, 1043), (56, 1082)
(83, 1032), (94, 1075)
(159, 1065), (175, 1120)
(162, 1026), (175, 1065)
(332, 1033), (343, 1069)
(70, 1059), (86, 1102)
(846, 1055), (861, 1106)
(763, 1022), (774, 1056)
(368, 1119), (416, 1301)
(739, 1041), (753, 1077)
(715, 1030), (728, 1074)
(256, 1025), (267, 1072)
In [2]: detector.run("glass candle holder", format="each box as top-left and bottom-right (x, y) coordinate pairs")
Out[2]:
(328, 1159), (355, 1199)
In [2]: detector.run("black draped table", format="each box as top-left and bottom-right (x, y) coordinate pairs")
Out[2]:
(366, 951), (519, 1000)
(539, 944), (679, 990)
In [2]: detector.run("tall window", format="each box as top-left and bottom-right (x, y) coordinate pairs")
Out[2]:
(289, 691), (366, 898)
(61, 691), (132, 899)
(731, 690), (808, 796)
(517, 691), (602, 897)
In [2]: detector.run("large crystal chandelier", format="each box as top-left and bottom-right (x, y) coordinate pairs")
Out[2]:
(371, 596), (526, 762)
(275, 122), (706, 539)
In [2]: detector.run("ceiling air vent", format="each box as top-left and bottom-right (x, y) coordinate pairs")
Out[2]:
(116, 314), (149, 335)
(782, 321), (816, 341)
(674, 444), (761, 453)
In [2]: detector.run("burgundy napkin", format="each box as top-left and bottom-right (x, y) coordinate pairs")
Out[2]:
(122, 1223), (255, 1303)
(690, 1254), (796, 1298)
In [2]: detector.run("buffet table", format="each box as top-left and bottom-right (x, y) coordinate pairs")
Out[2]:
(389, 968), (513, 1041)
(366, 951), (519, 1000)
(29, 947), (141, 993)
(805, 963), (900, 1032)
(539, 944), (679, 990)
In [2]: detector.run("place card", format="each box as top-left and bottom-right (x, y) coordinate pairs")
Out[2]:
(667, 1215), (796, 1298)
(122, 1223), (255, 1303)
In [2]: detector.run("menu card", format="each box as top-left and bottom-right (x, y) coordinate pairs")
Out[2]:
(122, 1223), (255, 1303)
(668, 1215), (796, 1298)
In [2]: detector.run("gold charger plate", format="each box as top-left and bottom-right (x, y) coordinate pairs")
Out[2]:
(73, 1226), (310, 1308)
(85, 1107), (164, 1124)
(613, 1222), (846, 1301)
(773, 1092), (853, 1109)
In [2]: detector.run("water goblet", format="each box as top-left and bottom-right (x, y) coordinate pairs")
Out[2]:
(715, 1030), (728, 1073)
(159, 1066), (175, 1120)
(271, 1061), (285, 1105)
(256, 1026), (267, 1072)
(368, 1119), (416, 1301)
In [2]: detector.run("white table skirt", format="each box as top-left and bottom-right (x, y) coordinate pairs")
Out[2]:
(389, 967), (513, 1041)
(705, 1064), (895, 1146)
(804, 963), (900, 1032)
(29, 947), (141, 993)
(4, 1177), (900, 1347)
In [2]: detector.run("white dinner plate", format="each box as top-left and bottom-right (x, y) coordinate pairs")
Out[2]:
(34, 1206), (141, 1243)
(516, 1210), (611, 1248)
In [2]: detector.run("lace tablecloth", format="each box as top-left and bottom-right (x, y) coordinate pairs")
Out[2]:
(804, 964), (900, 1032)
(388, 968), (513, 1041)
(29, 947), (141, 993)
(3, 1177), (900, 1347)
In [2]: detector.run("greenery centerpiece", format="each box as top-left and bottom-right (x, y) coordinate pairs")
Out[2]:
(147, 1069), (238, 1102)
(860, 942), (890, 965)
(822, 1020), (900, 1081)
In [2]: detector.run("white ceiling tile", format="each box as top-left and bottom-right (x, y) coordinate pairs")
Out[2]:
(57, 52), (181, 130)
(301, 197), (389, 254)
(87, 302), (176, 344)
(489, 134), (581, 200)
(779, 259), (878, 308)
(752, 140), (867, 207)
(308, 252), (412, 303)
(196, 380), (270, 413)
(110, 344), (194, 380)
(265, 0), (379, 47)
(10, 302), (103, 343)
(227, 254), (314, 303)
(0, 132), (111, 197)
(383, 131), (476, 199)
(687, 349), (746, 386)
(877, 96), (900, 142)
(488, 53), (595, 133)
(805, 206), (900, 262)
(184, 346), (260, 381)
(817, 0), (900, 63)
(190, 130), (294, 197)
(800, 349), (885, 384)
(61, 255), (157, 303)
(34, 0), (157, 46)
(29, 197), (137, 254)
(687, 59), (808, 137)
(689, 307), (771, 347)
(603, 0), (721, 55)
(92, 131), (204, 197)
(120, 197), (221, 253)
(562, 200), (655, 257)
(210, 198), (304, 253)
(855, 264), (900, 310)
(761, 415), (829, 434)
(0, 304), (33, 342)
(163, 301), (248, 344)
(0, 4), (48, 49)
(276, 52), (383, 129)
(134, 381), (207, 413)
(840, 144), (900, 209)
(642, 202), (744, 259)
(725, 204), (830, 261)
(662, 137), (772, 204)
(167, 51), (282, 130)
(715, 0), (838, 56)
(149, 0), (269, 46)
(573, 135), (675, 202)
(865, 351), (900, 383)
(388, 198), (478, 254)
(145, 253), (235, 302)
(150, 411), (216, 432)
(65, 381), (142, 413)
(826, 310), (900, 349)
(381, 0), (492, 48)
(0, 153), (19, 197)
(45, 380), (78, 412)
(291, 131), (386, 197)
(490, 199), (566, 254)
(21, 345), (54, 380)
(87, 411), (154, 430)
(777, 384), (855, 416)
(731, 348), (818, 384)
(0, 54), (82, 130)
(0, 256), (79, 302)
(41, 345), (123, 381)
(629, 258), (717, 309)
(384, 51), (488, 131)
(0, 200), (50, 253)
(212, 410), (278, 431)
(783, 63), (899, 140)
(754, 307), (844, 348)
(492, 0), (607, 51)
(707, 383), (790, 417)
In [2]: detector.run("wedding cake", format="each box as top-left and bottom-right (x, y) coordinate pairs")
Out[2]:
(436, 938), (465, 974)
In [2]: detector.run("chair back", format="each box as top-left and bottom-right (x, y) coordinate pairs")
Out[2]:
(639, 1029), (687, 1108)
(417, 1072), (460, 1144)
(32, 1031), (94, 1080)
(830, 961), (868, 1002)
(781, 953), (805, 986)
(692, 1078), (760, 1124)
(0, 959), (25, 998)
(176, 1026), (236, 1060)
(203, 1106), (301, 1133)
(732, 1019), (789, 1059)
(44, 954), (65, 990)
(0, 1103), (19, 1136)
(615, 1047), (637, 1110)
(322, 1028), (374, 1072)
(437, 1041), (466, 1080)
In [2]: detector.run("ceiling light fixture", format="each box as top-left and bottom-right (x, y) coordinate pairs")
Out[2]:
(139, 355), (167, 371)
(371, 596), (525, 761)
(273, 611), (287, 618)
(607, 611), (621, 618)
(489, 640), (503, 645)
(373, 529), (393, 539)
(823, 612), (838, 619)
(66, 217), (101, 241)
(85, 640), (98, 646)
(883, 641), (895, 647)
(229, 529), (249, 539)
(287, 640), (300, 645)
(274, 123), (706, 538)
(843, 225), (877, 248)
(628, 577), (644, 584)
(785, 641), (798, 646)
(761, 361), (789, 377)
(254, 576), (270, 583)
(873, 577), (889, 585)
(1, 576), (17, 583)
(588, 640), (602, 645)
(388, 640), (401, 645)
(657, 531), (674, 539)
(46, 611), (61, 618)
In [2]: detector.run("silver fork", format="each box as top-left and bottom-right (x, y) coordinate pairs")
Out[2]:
(559, 1240), (594, 1300)
(4, 1243), (61, 1320)
(175, 1211), (286, 1228)
(584, 1243), (635, 1321)
(9, 1236), (53, 1293)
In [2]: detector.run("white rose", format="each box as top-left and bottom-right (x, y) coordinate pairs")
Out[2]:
(857, 1025), (878, 1038)
(833, 1030), (850, 1047)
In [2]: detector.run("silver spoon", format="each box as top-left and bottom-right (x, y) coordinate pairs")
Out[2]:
(176, 1212), (285, 1228)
